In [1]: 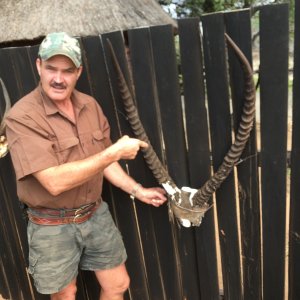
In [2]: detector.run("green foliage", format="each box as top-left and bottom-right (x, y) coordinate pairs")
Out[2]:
(158, 0), (292, 16)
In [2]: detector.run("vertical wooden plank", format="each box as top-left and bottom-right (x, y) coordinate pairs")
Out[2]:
(99, 31), (151, 300)
(178, 18), (220, 300)
(105, 28), (168, 300)
(81, 36), (135, 298)
(149, 24), (201, 300)
(0, 45), (50, 300)
(81, 35), (121, 145)
(127, 28), (164, 157)
(0, 48), (22, 104)
(259, 3), (289, 299)
(74, 39), (92, 96)
(0, 174), (25, 300)
(0, 234), (10, 299)
(202, 13), (242, 299)
(101, 31), (133, 138)
(27, 44), (39, 81)
(128, 27), (182, 300)
(80, 38), (138, 299)
(224, 9), (261, 300)
(77, 271), (99, 300)
(0, 159), (35, 300)
(150, 25), (189, 186)
(9, 47), (38, 96)
(289, 0), (300, 298)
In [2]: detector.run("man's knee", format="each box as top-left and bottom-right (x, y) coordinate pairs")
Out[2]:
(105, 272), (130, 295)
(97, 269), (130, 297)
(118, 272), (130, 293)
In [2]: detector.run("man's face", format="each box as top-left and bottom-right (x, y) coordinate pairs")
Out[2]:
(36, 55), (82, 103)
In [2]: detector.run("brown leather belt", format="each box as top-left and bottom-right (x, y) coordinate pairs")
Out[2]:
(27, 202), (99, 225)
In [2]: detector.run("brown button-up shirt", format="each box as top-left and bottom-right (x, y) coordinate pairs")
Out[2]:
(6, 85), (112, 209)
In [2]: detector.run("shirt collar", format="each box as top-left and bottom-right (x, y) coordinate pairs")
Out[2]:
(38, 83), (89, 116)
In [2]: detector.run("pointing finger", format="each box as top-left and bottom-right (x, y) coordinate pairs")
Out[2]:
(139, 140), (148, 148)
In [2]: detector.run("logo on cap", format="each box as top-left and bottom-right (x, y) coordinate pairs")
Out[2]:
(38, 32), (82, 68)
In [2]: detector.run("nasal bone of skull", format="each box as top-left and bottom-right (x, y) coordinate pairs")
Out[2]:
(181, 186), (198, 206)
(175, 187), (206, 227)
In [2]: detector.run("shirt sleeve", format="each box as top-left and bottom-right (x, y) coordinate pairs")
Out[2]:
(6, 116), (59, 180)
(95, 101), (112, 148)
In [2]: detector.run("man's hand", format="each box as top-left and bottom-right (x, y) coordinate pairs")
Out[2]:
(111, 135), (148, 160)
(135, 186), (167, 207)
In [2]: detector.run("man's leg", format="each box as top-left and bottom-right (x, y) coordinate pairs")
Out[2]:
(95, 263), (130, 300)
(27, 222), (81, 296)
(50, 278), (77, 300)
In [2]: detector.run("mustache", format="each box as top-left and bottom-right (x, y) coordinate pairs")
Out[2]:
(50, 82), (66, 89)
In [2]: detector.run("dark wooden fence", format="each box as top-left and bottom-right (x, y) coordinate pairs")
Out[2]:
(0, 3), (296, 299)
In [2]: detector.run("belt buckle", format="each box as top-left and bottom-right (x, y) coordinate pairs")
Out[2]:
(74, 203), (92, 215)
(73, 203), (94, 223)
(74, 207), (84, 216)
(73, 213), (82, 223)
(73, 206), (85, 223)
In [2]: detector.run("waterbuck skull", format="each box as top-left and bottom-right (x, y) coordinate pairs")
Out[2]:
(107, 33), (256, 227)
(0, 78), (11, 158)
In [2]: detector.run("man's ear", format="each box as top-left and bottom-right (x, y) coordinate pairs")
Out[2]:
(76, 66), (83, 80)
(36, 58), (41, 76)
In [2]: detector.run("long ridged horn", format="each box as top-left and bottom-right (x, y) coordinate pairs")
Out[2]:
(191, 33), (256, 207)
(0, 78), (11, 158)
(106, 39), (181, 201)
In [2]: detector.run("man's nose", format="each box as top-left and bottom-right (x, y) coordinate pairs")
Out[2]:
(54, 72), (63, 83)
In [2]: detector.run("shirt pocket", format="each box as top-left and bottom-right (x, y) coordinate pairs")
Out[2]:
(91, 130), (106, 153)
(52, 136), (79, 164)
(28, 253), (39, 277)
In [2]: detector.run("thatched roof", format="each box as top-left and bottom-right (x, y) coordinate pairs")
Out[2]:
(0, 0), (177, 44)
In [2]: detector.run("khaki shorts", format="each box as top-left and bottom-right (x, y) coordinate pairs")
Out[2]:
(27, 201), (127, 294)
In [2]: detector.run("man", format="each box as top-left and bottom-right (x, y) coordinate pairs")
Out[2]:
(5, 32), (167, 300)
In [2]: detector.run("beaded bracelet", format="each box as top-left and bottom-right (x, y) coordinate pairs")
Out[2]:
(130, 183), (142, 200)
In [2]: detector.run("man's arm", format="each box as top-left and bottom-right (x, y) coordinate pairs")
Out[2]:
(103, 162), (167, 207)
(33, 135), (148, 196)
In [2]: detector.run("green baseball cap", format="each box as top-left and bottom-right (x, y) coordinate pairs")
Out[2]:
(38, 32), (82, 68)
